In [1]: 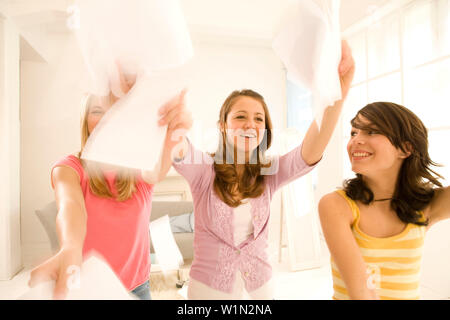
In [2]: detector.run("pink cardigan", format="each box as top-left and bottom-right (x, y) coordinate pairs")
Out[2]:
(172, 139), (319, 293)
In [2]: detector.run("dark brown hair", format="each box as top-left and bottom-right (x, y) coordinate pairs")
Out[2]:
(343, 102), (443, 226)
(212, 89), (273, 207)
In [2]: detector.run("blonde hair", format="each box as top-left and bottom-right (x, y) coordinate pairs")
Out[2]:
(78, 94), (137, 202)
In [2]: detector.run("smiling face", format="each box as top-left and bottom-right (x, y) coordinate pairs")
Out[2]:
(347, 114), (409, 177)
(224, 96), (266, 155)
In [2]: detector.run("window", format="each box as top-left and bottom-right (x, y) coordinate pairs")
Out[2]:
(286, 78), (315, 217)
(343, 0), (450, 184)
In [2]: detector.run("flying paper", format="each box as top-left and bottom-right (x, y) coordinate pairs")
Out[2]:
(150, 215), (184, 273)
(18, 254), (133, 300)
(72, 0), (194, 171)
(73, 0), (194, 97)
(81, 69), (189, 171)
(272, 0), (342, 126)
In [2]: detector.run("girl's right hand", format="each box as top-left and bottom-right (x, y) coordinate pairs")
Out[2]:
(28, 247), (83, 300)
(158, 89), (192, 151)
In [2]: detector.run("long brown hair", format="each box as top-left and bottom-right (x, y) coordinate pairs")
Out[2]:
(78, 94), (137, 202)
(212, 89), (273, 207)
(343, 102), (443, 226)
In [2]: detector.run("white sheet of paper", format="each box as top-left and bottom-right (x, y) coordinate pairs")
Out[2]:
(74, 0), (193, 171)
(80, 68), (189, 171)
(17, 255), (133, 300)
(150, 215), (184, 273)
(74, 0), (194, 97)
(272, 0), (342, 126)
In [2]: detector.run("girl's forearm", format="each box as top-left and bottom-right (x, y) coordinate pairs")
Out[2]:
(143, 132), (188, 184)
(155, 133), (181, 181)
(301, 100), (344, 165)
(55, 201), (87, 252)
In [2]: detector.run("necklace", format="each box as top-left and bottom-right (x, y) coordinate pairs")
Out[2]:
(373, 198), (393, 202)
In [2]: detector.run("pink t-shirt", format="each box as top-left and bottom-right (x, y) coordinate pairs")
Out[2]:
(51, 155), (154, 291)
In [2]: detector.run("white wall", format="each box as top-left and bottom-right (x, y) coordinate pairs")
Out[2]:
(0, 17), (22, 280)
(20, 33), (287, 264)
(20, 33), (85, 251)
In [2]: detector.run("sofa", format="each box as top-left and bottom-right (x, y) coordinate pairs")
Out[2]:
(35, 200), (194, 262)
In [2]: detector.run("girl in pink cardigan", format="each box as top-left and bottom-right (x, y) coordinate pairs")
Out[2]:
(158, 41), (355, 299)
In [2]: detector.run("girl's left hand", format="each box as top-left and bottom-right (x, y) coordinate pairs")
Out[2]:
(141, 89), (192, 184)
(158, 89), (193, 145)
(338, 40), (355, 100)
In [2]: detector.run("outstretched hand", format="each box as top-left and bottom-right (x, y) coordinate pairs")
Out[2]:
(158, 89), (192, 140)
(338, 40), (355, 100)
(28, 247), (82, 300)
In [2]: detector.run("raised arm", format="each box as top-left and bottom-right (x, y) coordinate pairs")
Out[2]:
(29, 166), (87, 299)
(141, 89), (192, 184)
(319, 192), (379, 300)
(301, 40), (355, 165)
(106, 64), (192, 184)
(427, 186), (450, 227)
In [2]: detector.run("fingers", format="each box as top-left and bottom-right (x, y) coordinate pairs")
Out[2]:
(158, 90), (188, 126)
(53, 276), (69, 300)
(28, 248), (83, 300)
(116, 61), (129, 95)
(28, 256), (60, 288)
(110, 61), (137, 98)
(28, 261), (70, 300)
(28, 266), (55, 288)
(158, 89), (187, 119)
(158, 93), (184, 119)
(178, 88), (188, 103)
(167, 110), (193, 131)
(339, 40), (354, 75)
(336, 40), (356, 99)
(159, 102), (183, 126)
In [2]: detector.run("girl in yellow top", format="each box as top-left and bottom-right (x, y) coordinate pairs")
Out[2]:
(319, 102), (450, 300)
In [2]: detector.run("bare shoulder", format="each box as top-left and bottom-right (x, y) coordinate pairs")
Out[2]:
(318, 191), (355, 225)
(52, 165), (81, 186)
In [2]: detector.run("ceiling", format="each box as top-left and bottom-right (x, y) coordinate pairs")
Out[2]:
(0, 0), (394, 59)
(1, 0), (393, 35)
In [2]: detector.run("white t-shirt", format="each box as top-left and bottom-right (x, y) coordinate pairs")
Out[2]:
(188, 199), (273, 300)
(233, 199), (254, 246)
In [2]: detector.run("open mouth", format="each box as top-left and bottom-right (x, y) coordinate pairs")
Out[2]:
(351, 151), (372, 159)
(240, 132), (257, 139)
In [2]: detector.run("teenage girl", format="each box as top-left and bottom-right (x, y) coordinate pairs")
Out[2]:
(28, 78), (192, 299)
(156, 40), (355, 299)
(319, 101), (450, 300)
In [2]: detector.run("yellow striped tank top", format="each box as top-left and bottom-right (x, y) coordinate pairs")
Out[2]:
(331, 190), (427, 300)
